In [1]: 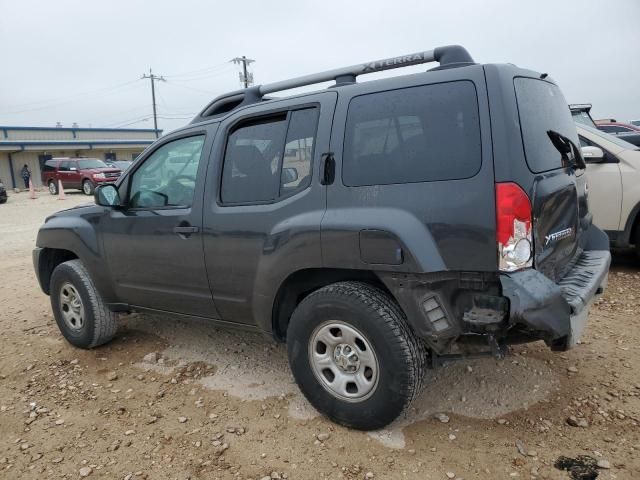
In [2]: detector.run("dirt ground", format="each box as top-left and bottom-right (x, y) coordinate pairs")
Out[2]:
(0, 190), (638, 480)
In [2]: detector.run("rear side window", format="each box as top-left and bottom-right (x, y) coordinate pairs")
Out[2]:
(342, 81), (481, 186)
(221, 107), (319, 204)
(514, 77), (580, 173)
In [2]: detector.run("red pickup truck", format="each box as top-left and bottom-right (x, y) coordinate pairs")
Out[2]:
(41, 158), (122, 195)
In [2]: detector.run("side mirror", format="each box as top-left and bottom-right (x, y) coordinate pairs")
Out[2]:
(581, 146), (605, 163)
(282, 167), (299, 184)
(95, 184), (121, 207)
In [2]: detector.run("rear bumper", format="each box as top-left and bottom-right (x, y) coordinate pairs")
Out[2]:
(501, 248), (610, 350)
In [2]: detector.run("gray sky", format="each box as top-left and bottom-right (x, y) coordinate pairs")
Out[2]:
(1, 0), (638, 133)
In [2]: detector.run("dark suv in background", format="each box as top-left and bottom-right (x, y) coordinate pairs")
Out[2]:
(33, 45), (610, 430)
(41, 158), (122, 195)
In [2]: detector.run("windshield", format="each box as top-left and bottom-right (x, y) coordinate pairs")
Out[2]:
(572, 110), (597, 128)
(77, 159), (108, 169)
(578, 123), (640, 150)
(514, 77), (580, 173)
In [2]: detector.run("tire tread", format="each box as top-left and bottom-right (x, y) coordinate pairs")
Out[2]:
(56, 259), (117, 348)
(290, 281), (428, 427)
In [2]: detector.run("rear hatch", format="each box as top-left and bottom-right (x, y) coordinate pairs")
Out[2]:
(513, 77), (589, 282)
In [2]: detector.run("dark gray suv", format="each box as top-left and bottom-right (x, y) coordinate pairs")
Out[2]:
(33, 45), (610, 430)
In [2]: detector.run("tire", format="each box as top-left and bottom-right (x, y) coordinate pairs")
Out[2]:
(82, 180), (94, 195)
(50, 259), (118, 349)
(48, 180), (58, 195)
(287, 281), (428, 430)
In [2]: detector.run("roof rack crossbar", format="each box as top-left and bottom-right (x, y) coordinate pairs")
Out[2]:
(191, 45), (473, 123)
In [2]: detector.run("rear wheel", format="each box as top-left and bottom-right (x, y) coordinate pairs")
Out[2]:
(48, 180), (58, 195)
(82, 180), (94, 195)
(50, 259), (118, 348)
(287, 281), (428, 430)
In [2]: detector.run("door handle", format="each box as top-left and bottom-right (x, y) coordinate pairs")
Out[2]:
(320, 152), (335, 185)
(173, 225), (199, 236)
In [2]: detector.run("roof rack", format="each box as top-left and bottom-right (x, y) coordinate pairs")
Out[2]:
(191, 45), (474, 124)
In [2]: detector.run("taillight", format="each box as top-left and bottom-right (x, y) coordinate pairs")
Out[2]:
(496, 182), (533, 272)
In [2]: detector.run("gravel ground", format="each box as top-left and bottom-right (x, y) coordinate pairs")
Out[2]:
(0, 191), (638, 479)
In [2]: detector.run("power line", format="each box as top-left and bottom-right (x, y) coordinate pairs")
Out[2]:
(141, 68), (166, 138)
(164, 80), (218, 95)
(231, 56), (255, 88)
(1, 80), (143, 115)
(163, 62), (231, 79)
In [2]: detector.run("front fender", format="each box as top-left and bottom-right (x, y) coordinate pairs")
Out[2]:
(35, 208), (116, 301)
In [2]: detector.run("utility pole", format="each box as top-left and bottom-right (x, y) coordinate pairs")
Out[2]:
(141, 68), (165, 137)
(231, 56), (255, 88)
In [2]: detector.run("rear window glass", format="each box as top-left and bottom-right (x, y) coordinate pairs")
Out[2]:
(514, 77), (580, 173)
(78, 159), (108, 169)
(342, 81), (481, 186)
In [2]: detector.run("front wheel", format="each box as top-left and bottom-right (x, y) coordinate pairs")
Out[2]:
(48, 180), (58, 195)
(82, 180), (94, 195)
(50, 259), (118, 348)
(287, 281), (428, 430)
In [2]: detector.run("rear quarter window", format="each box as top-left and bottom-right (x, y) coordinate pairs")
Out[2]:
(514, 77), (579, 173)
(342, 81), (481, 186)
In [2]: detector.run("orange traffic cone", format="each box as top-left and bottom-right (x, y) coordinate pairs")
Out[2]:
(57, 179), (66, 200)
(29, 178), (36, 199)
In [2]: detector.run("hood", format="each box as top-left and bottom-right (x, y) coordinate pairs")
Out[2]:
(83, 167), (121, 174)
(45, 202), (101, 222)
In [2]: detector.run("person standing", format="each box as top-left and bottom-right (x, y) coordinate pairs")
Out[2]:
(21, 164), (31, 189)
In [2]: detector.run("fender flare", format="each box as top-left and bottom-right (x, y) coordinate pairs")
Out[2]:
(35, 214), (116, 301)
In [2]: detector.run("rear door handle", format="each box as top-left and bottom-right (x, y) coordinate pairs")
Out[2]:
(173, 225), (199, 236)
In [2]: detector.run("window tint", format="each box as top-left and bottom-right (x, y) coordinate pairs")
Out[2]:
(221, 107), (319, 204)
(342, 81), (481, 186)
(78, 159), (108, 169)
(59, 161), (71, 171)
(42, 160), (57, 172)
(280, 108), (319, 196)
(129, 135), (205, 208)
(514, 77), (579, 173)
(599, 125), (629, 134)
(221, 116), (287, 203)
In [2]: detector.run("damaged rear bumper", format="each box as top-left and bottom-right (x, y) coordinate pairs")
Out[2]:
(501, 248), (610, 350)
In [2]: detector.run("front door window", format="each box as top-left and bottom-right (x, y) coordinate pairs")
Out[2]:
(129, 136), (205, 208)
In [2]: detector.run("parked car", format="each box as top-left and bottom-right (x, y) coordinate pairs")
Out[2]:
(616, 132), (640, 148)
(111, 160), (133, 171)
(577, 123), (640, 254)
(33, 45), (611, 430)
(569, 103), (598, 128)
(41, 158), (122, 195)
(0, 179), (7, 204)
(595, 119), (640, 135)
